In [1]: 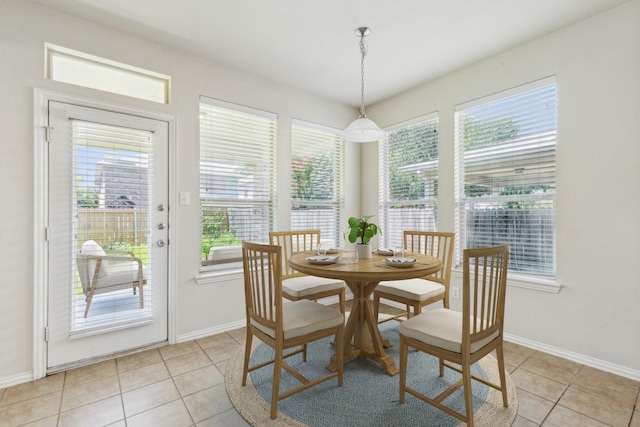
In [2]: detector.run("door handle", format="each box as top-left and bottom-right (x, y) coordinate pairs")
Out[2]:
(157, 240), (166, 247)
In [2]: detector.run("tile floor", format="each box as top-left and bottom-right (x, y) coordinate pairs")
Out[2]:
(0, 303), (638, 427)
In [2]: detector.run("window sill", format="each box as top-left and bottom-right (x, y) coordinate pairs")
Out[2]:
(196, 268), (243, 285)
(451, 269), (561, 293)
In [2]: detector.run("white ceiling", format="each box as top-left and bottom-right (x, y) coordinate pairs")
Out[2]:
(30, 0), (628, 107)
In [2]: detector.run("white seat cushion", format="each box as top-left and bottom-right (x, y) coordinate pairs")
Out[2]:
(375, 278), (444, 302)
(79, 240), (146, 293)
(251, 300), (344, 340)
(100, 261), (147, 287)
(81, 240), (107, 256)
(400, 308), (499, 353)
(81, 240), (110, 274)
(282, 276), (345, 298)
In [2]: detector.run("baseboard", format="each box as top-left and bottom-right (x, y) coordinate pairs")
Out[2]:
(504, 333), (640, 381)
(0, 371), (34, 389)
(175, 294), (354, 343)
(176, 319), (246, 343)
(377, 299), (640, 381)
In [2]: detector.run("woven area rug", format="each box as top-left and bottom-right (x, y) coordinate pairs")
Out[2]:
(226, 322), (517, 426)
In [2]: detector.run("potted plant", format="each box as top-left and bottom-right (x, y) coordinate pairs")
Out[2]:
(347, 215), (381, 259)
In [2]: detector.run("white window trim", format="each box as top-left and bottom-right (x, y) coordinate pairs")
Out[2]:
(290, 118), (345, 245)
(451, 268), (562, 293)
(291, 118), (341, 134)
(45, 43), (171, 104)
(195, 268), (244, 285)
(454, 76), (557, 282)
(454, 76), (555, 111)
(384, 112), (438, 132)
(379, 112), (440, 248)
(198, 96), (278, 275)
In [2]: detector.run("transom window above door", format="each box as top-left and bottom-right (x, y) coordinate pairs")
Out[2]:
(46, 43), (171, 104)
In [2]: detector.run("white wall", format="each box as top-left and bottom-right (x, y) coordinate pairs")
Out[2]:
(0, 0), (358, 385)
(367, 1), (640, 376)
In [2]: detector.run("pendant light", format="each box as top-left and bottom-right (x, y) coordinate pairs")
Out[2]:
(342, 27), (386, 143)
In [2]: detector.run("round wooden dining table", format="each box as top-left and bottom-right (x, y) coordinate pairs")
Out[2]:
(288, 250), (442, 376)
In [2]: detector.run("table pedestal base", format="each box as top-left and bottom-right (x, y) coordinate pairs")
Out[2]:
(326, 280), (398, 376)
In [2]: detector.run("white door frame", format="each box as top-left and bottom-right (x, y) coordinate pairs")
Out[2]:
(33, 88), (178, 380)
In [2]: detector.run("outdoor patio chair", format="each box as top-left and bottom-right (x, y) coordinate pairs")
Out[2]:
(76, 240), (147, 318)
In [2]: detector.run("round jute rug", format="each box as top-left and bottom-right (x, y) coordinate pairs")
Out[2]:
(226, 324), (517, 427)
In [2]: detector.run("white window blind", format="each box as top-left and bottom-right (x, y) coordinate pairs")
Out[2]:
(379, 114), (439, 249)
(199, 97), (277, 268)
(290, 120), (344, 247)
(454, 78), (557, 276)
(72, 119), (155, 329)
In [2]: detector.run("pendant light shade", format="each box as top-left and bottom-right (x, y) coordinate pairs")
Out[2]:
(342, 27), (385, 143)
(342, 117), (386, 143)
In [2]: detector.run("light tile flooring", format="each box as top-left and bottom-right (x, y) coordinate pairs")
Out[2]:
(1, 303), (638, 427)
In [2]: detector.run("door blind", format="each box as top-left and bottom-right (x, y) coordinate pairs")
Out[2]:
(72, 119), (155, 329)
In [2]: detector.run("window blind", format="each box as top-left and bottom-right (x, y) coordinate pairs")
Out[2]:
(379, 114), (439, 249)
(290, 120), (344, 248)
(454, 78), (557, 276)
(199, 97), (277, 267)
(72, 119), (155, 329)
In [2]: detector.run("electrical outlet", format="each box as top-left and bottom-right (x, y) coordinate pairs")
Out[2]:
(451, 287), (460, 299)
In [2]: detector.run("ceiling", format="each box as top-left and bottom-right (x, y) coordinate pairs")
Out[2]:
(30, 0), (628, 107)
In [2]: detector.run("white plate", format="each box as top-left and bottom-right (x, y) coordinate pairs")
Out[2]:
(384, 257), (417, 268)
(376, 248), (394, 256)
(306, 256), (340, 265)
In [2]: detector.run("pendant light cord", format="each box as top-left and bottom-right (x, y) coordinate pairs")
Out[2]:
(342, 26), (385, 142)
(359, 35), (368, 118)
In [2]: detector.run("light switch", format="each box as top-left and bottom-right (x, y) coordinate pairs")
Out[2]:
(179, 192), (190, 205)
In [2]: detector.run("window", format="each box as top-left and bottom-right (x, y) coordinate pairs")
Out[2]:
(46, 43), (171, 104)
(199, 97), (277, 269)
(454, 78), (557, 277)
(379, 114), (439, 248)
(290, 120), (344, 247)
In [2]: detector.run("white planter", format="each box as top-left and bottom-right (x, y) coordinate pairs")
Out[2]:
(355, 243), (372, 259)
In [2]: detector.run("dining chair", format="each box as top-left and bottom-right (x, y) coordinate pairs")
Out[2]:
(373, 231), (454, 322)
(269, 230), (346, 315)
(398, 244), (509, 427)
(240, 241), (344, 419)
(76, 240), (147, 318)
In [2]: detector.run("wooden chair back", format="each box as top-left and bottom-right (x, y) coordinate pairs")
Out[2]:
(462, 244), (509, 351)
(269, 230), (321, 280)
(403, 231), (455, 286)
(241, 241), (283, 336)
